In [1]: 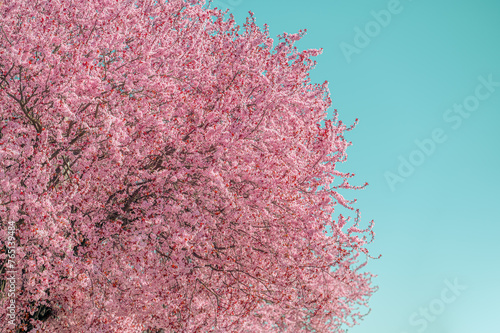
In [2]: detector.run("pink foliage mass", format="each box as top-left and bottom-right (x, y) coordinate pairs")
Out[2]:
(0, 0), (377, 332)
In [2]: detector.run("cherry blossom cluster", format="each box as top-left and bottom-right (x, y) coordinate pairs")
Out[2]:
(0, 0), (376, 331)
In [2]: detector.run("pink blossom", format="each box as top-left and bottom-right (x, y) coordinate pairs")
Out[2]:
(0, 0), (376, 332)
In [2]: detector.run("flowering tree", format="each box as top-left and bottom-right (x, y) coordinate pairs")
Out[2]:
(0, 0), (377, 332)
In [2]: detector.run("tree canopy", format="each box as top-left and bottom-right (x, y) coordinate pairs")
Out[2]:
(0, 0), (377, 331)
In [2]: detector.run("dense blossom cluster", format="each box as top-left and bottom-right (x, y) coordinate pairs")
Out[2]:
(0, 0), (376, 331)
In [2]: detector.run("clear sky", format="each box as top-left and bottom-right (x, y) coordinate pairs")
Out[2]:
(210, 0), (500, 332)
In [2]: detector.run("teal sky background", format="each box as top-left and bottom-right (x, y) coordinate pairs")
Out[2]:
(210, 0), (500, 332)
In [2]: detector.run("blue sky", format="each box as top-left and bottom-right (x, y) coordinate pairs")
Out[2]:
(210, 0), (500, 332)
